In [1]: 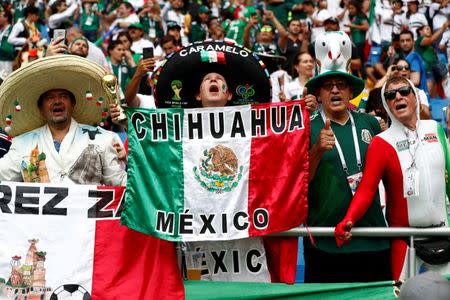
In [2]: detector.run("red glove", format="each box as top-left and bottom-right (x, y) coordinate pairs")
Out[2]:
(334, 219), (354, 247)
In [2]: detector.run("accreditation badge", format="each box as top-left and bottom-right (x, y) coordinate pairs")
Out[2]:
(347, 172), (363, 195)
(149, 28), (156, 39)
(85, 15), (94, 26)
(403, 167), (420, 198)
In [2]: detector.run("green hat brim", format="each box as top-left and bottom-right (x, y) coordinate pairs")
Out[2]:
(305, 71), (364, 99)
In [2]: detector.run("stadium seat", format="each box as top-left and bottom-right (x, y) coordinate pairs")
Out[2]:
(429, 98), (450, 131)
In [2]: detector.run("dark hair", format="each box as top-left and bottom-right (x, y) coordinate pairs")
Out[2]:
(37, 89), (76, 108)
(161, 34), (176, 45)
(107, 39), (122, 54)
(395, 58), (410, 68)
(399, 29), (414, 40)
(1, 8), (12, 23)
(24, 5), (39, 17)
(287, 18), (301, 27)
(208, 16), (219, 27)
(366, 87), (388, 122)
(115, 31), (132, 46)
(50, 0), (64, 14)
(348, 0), (362, 13)
(416, 25), (426, 37)
(120, 1), (134, 11)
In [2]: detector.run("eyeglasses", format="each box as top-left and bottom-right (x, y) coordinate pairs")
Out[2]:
(384, 86), (413, 101)
(322, 81), (348, 91)
(260, 27), (273, 33)
(396, 65), (410, 71)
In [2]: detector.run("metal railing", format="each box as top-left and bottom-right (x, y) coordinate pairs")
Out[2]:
(274, 227), (450, 279)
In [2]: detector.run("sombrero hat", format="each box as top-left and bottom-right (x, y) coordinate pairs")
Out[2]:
(305, 31), (364, 98)
(153, 41), (271, 108)
(0, 55), (113, 137)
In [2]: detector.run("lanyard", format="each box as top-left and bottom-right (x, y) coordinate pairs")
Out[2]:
(148, 17), (155, 28)
(404, 127), (419, 168)
(320, 110), (362, 175)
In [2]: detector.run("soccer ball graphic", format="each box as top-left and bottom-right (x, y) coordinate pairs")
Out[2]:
(50, 284), (91, 300)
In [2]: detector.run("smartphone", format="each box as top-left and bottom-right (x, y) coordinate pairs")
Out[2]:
(143, 47), (154, 59)
(53, 29), (66, 45)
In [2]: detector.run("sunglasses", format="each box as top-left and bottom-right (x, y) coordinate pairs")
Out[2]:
(322, 81), (348, 91)
(384, 86), (413, 101)
(396, 65), (410, 71)
(260, 27), (273, 33)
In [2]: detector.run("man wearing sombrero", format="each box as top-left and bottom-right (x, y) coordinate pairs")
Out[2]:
(305, 31), (391, 283)
(148, 41), (318, 283)
(0, 55), (126, 186)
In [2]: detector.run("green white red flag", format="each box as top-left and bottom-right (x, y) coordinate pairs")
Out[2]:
(121, 100), (310, 242)
(0, 182), (184, 299)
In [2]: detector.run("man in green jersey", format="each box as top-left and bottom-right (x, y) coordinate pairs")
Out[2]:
(304, 31), (391, 283)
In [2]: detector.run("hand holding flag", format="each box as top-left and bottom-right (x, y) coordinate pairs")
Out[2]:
(302, 87), (318, 113)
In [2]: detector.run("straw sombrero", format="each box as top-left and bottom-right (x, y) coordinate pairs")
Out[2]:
(305, 31), (364, 98)
(153, 41), (271, 108)
(0, 55), (113, 137)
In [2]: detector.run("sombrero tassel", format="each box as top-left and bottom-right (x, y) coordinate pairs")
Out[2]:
(14, 100), (21, 112)
(5, 115), (12, 125)
(85, 91), (94, 101)
(96, 97), (104, 106)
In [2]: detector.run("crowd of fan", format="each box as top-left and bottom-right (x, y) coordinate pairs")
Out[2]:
(1, 0), (450, 121)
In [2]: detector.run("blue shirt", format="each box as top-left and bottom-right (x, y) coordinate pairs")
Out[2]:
(407, 51), (429, 97)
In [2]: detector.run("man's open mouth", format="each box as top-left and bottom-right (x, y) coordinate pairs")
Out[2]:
(395, 103), (407, 111)
(52, 107), (64, 113)
(209, 85), (219, 93)
(330, 96), (341, 102)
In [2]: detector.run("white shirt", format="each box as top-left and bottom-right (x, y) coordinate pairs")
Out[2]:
(311, 9), (331, 43)
(48, 2), (78, 29)
(8, 21), (28, 46)
(285, 78), (304, 101)
(109, 13), (140, 31)
(131, 38), (155, 55)
(270, 70), (291, 103)
(430, 3), (450, 31)
(375, 1), (394, 43)
(87, 40), (107, 67)
(0, 119), (126, 186)
(439, 30), (450, 64)
(408, 13), (428, 40)
(416, 88), (429, 107)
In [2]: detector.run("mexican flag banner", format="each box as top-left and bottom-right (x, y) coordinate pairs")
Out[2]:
(0, 182), (184, 300)
(121, 100), (309, 242)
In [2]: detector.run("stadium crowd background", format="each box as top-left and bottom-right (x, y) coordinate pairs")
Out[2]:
(2, 0), (450, 107)
(1, 0), (450, 292)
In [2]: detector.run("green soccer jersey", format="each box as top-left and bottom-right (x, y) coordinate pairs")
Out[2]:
(415, 36), (438, 72)
(225, 19), (246, 46)
(81, 11), (100, 32)
(308, 110), (390, 253)
(350, 13), (368, 45)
